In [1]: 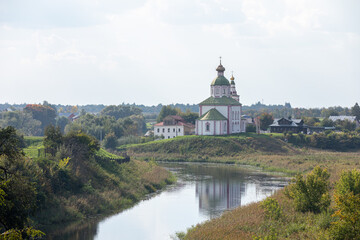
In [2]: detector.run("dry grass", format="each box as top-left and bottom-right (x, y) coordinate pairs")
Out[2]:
(183, 150), (360, 240)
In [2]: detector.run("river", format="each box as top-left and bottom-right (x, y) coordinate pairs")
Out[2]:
(46, 162), (288, 240)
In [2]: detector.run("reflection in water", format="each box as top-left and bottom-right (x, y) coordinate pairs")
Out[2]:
(45, 163), (288, 240)
(196, 179), (245, 218)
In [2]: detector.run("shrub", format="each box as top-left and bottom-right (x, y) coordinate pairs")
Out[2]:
(285, 166), (330, 213)
(261, 197), (282, 220)
(330, 169), (360, 240)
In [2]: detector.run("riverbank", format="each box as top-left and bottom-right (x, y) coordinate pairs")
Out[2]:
(120, 134), (360, 239)
(22, 137), (176, 231)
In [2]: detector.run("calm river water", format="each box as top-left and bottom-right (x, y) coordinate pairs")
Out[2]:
(46, 163), (288, 240)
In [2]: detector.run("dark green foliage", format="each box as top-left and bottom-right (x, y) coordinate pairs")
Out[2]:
(44, 125), (63, 156)
(246, 124), (256, 132)
(335, 119), (356, 131)
(24, 104), (56, 131)
(0, 127), (24, 166)
(321, 118), (335, 127)
(100, 105), (142, 120)
(303, 117), (320, 126)
(179, 111), (198, 125)
(63, 131), (100, 159)
(157, 105), (178, 123)
(56, 116), (70, 133)
(104, 132), (117, 149)
(0, 111), (42, 136)
(259, 112), (274, 131)
(0, 127), (42, 236)
(285, 166), (330, 213)
(351, 102), (360, 120)
(282, 131), (360, 151)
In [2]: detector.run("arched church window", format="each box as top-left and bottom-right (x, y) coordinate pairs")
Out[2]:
(206, 122), (210, 131)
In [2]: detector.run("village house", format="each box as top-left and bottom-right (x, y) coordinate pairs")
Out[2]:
(269, 117), (308, 134)
(154, 115), (195, 139)
(195, 60), (247, 135)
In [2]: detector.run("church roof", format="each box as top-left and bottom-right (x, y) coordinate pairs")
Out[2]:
(198, 108), (227, 121)
(199, 96), (241, 106)
(211, 76), (230, 86)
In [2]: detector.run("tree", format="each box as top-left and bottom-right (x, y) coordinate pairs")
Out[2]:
(351, 102), (360, 120)
(259, 112), (274, 131)
(179, 111), (198, 124)
(63, 131), (100, 160)
(285, 166), (330, 213)
(330, 169), (360, 239)
(321, 118), (334, 127)
(157, 106), (178, 123)
(335, 119), (356, 131)
(44, 125), (63, 156)
(103, 132), (117, 149)
(24, 104), (56, 131)
(56, 116), (70, 133)
(0, 111), (42, 136)
(0, 127), (42, 236)
(303, 117), (320, 126)
(101, 105), (142, 120)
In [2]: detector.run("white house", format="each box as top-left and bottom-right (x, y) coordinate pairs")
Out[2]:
(154, 115), (195, 139)
(196, 61), (246, 135)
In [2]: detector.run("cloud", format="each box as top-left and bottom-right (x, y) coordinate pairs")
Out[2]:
(0, 0), (359, 107)
(0, 0), (147, 28)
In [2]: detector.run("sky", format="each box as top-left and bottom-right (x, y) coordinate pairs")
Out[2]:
(0, 0), (359, 108)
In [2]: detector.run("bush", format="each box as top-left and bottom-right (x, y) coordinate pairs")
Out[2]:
(330, 169), (360, 240)
(285, 166), (330, 213)
(261, 197), (282, 220)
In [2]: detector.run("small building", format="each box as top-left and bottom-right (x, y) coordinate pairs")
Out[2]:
(329, 116), (360, 128)
(154, 115), (195, 139)
(270, 117), (307, 134)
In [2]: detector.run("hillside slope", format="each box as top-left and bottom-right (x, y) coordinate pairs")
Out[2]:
(123, 134), (297, 162)
(22, 137), (175, 227)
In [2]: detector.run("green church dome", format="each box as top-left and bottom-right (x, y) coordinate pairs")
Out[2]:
(211, 76), (230, 86)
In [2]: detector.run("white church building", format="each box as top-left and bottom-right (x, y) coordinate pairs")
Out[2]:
(195, 61), (247, 135)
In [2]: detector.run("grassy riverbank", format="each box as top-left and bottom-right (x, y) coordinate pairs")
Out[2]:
(22, 136), (175, 228)
(119, 134), (360, 239)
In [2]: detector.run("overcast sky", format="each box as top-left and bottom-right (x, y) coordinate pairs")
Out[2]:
(0, 0), (359, 108)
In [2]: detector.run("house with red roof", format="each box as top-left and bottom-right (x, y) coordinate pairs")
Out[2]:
(154, 115), (195, 139)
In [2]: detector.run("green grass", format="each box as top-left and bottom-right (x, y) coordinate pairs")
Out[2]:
(120, 133), (296, 164)
(95, 148), (125, 160)
(23, 136), (45, 158)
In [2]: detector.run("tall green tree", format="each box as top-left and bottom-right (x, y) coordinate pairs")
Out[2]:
(24, 104), (56, 131)
(44, 125), (63, 156)
(351, 102), (360, 120)
(156, 106), (178, 123)
(259, 112), (274, 131)
(0, 127), (43, 237)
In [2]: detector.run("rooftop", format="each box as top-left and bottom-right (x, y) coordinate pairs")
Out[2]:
(198, 108), (227, 121)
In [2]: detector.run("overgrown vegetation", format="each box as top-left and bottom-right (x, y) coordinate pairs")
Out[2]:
(0, 126), (174, 238)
